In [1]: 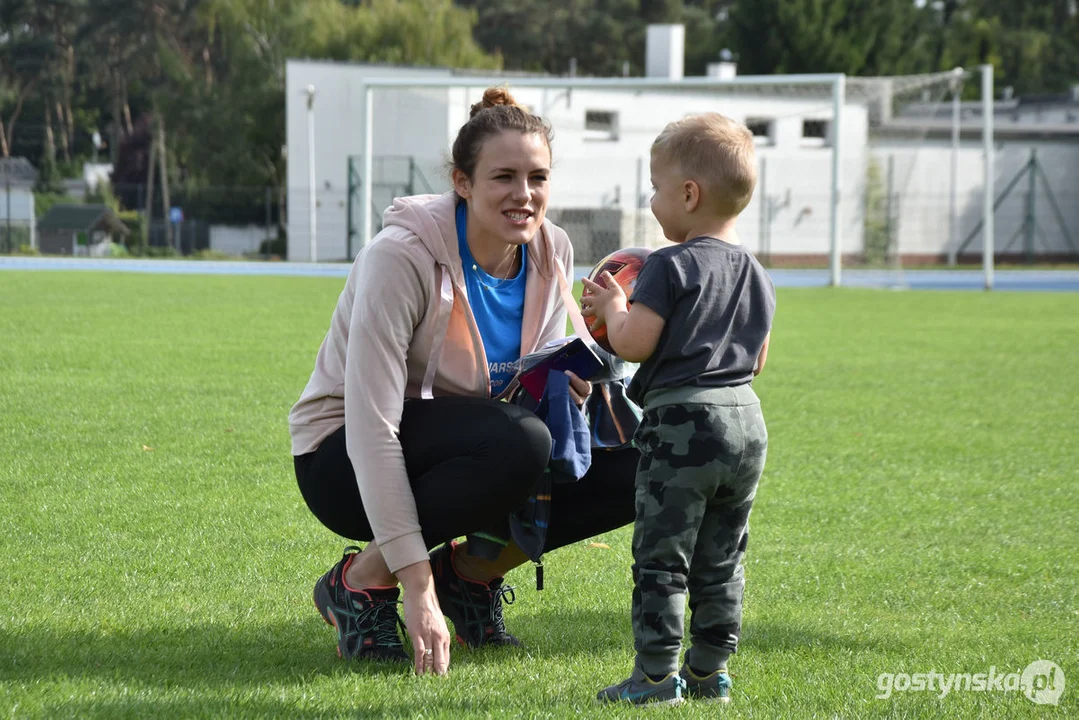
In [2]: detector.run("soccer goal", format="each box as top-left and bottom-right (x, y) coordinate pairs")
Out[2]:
(298, 66), (997, 288)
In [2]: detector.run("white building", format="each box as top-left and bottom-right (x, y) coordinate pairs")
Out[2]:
(283, 27), (1078, 266)
(0, 157), (38, 251)
(285, 26), (869, 265)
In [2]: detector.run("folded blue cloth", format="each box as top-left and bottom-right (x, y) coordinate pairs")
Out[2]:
(468, 370), (594, 567)
(534, 369), (592, 481)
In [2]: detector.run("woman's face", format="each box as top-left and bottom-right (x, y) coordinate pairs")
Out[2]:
(453, 131), (551, 248)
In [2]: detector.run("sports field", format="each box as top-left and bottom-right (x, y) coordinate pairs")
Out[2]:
(1, 271), (1076, 718)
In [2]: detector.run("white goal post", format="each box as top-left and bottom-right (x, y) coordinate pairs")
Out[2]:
(345, 68), (996, 288)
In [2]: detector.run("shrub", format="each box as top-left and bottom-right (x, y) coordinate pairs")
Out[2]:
(141, 245), (179, 259)
(194, 249), (235, 261)
(107, 243), (130, 258)
(1, 226), (31, 252)
(86, 182), (122, 213)
(259, 232), (287, 258)
(117, 211), (144, 250)
(863, 158), (893, 266)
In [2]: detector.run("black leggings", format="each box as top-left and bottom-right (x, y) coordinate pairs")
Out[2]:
(294, 395), (638, 555)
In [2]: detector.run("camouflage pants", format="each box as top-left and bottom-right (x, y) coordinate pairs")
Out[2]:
(631, 385), (767, 677)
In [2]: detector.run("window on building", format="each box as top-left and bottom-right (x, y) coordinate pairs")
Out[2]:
(745, 117), (774, 146)
(585, 110), (619, 141)
(801, 119), (830, 147)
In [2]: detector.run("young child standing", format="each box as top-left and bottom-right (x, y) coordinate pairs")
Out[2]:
(582, 112), (775, 706)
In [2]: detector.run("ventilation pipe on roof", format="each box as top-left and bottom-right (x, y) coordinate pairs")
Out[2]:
(646, 24), (685, 81)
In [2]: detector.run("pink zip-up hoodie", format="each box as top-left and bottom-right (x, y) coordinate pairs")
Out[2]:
(289, 192), (574, 573)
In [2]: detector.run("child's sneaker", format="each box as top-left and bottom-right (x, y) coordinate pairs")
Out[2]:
(680, 663), (732, 702)
(596, 667), (686, 706)
(312, 546), (409, 662)
(430, 540), (521, 648)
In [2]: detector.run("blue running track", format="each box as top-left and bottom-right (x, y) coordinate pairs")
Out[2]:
(2, 256), (1078, 292)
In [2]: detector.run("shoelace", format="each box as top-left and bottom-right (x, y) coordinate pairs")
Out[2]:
(345, 595), (406, 650)
(488, 583), (516, 637)
(456, 578), (517, 641)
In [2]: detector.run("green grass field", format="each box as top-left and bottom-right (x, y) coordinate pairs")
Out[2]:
(1, 271), (1076, 719)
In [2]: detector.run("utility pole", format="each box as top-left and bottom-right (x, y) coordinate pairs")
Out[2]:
(306, 85), (318, 263)
(144, 133), (157, 251)
(158, 115), (172, 252)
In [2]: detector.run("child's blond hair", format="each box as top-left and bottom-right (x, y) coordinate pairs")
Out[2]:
(651, 113), (757, 218)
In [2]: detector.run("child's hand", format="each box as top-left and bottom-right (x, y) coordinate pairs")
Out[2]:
(580, 271), (628, 331)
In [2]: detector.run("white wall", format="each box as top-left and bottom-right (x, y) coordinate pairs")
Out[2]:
(0, 187), (35, 221)
(286, 60), (454, 262)
(0, 187), (36, 249)
(209, 225), (271, 256)
(530, 88), (867, 258)
(870, 138), (1079, 258)
(285, 62), (868, 261)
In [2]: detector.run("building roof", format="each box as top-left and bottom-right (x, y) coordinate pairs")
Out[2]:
(879, 89), (1079, 140)
(0, 157), (39, 184)
(872, 118), (1079, 141)
(37, 204), (130, 235)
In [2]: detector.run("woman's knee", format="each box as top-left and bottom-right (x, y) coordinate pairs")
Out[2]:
(494, 404), (552, 477)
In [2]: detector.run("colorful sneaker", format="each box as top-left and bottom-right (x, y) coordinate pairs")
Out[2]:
(430, 540), (521, 649)
(597, 667), (686, 706)
(312, 546), (409, 662)
(680, 663), (732, 702)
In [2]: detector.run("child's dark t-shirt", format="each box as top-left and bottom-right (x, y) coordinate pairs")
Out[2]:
(627, 236), (776, 404)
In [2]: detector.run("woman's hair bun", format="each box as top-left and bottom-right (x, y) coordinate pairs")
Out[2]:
(469, 87), (520, 118)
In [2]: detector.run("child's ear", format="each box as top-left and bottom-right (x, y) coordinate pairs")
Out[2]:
(683, 180), (701, 212)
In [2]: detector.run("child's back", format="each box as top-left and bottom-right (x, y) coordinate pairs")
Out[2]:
(628, 235), (774, 404)
(590, 112), (774, 707)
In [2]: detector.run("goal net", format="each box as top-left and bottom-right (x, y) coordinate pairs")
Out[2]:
(856, 69), (979, 288)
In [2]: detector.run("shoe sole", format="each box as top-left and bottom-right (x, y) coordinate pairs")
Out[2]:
(684, 680), (732, 703)
(688, 694), (731, 704)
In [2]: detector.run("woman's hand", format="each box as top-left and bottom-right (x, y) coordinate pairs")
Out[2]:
(396, 561), (451, 675)
(565, 370), (593, 408)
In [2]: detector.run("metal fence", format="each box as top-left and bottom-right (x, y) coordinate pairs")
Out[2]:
(0, 220), (32, 253)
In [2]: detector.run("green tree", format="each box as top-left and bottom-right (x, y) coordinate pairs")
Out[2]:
(78, 0), (203, 245)
(40, 0), (83, 166)
(461, 0), (646, 76)
(918, 0), (1077, 94)
(722, 0), (932, 76)
(0, 0), (55, 158)
(163, 0), (498, 214)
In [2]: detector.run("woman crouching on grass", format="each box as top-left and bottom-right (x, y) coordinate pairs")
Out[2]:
(288, 87), (639, 675)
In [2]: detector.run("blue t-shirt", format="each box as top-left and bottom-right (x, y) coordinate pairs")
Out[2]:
(456, 202), (526, 396)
